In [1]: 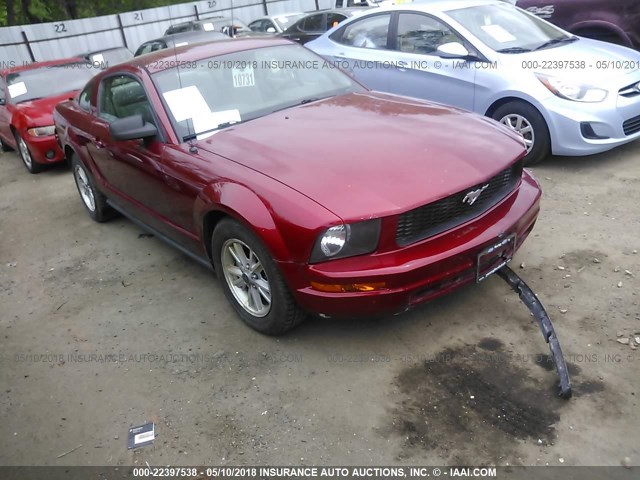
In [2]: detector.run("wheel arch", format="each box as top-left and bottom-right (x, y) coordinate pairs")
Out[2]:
(197, 182), (292, 265)
(569, 20), (632, 47)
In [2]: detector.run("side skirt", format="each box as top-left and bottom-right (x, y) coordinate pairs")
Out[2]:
(106, 199), (214, 272)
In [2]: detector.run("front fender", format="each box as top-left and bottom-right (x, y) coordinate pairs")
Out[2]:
(195, 182), (291, 262)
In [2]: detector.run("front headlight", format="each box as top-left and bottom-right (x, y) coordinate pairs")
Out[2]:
(310, 219), (381, 263)
(536, 74), (607, 103)
(27, 125), (56, 137)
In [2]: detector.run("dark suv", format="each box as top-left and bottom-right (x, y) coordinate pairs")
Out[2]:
(514, 0), (640, 49)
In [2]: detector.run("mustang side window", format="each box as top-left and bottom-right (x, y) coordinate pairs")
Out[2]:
(396, 13), (463, 55)
(78, 84), (92, 111)
(334, 14), (391, 49)
(99, 76), (154, 126)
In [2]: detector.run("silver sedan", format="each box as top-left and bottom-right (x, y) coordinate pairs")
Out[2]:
(307, 0), (640, 164)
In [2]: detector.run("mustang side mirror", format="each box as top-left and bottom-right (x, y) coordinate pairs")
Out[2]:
(436, 42), (470, 59)
(109, 114), (157, 141)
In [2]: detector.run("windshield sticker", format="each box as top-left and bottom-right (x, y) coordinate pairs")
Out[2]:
(8, 81), (27, 98)
(232, 66), (255, 88)
(202, 22), (214, 31)
(193, 109), (241, 140)
(91, 53), (105, 65)
(162, 85), (210, 122)
(481, 24), (516, 43)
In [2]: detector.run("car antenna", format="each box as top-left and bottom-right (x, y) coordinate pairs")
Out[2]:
(230, 0), (235, 37)
(170, 5), (198, 153)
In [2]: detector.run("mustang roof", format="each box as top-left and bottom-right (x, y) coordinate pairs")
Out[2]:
(127, 37), (295, 74)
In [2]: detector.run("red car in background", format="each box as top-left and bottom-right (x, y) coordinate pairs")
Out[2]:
(54, 39), (541, 335)
(0, 58), (95, 173)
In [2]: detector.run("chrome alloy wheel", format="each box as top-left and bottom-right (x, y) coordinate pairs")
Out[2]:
(500, 114), (534, 153)
(18, 136), (33, 169)
(221, 239), (271, 317)
(74, 165), (96, 212)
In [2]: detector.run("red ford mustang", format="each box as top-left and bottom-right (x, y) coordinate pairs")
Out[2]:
(54, 38), (542, 334)
(0, 58), (95, 173)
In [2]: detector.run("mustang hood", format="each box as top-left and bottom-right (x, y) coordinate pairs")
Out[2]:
(199, 92), (526, 220)
(14, 91), (78, 125)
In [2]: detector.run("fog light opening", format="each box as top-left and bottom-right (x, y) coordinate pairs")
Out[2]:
(45, 150), (55, 159)
(579, 122), (608, 140)
(310, 281), (386, 293)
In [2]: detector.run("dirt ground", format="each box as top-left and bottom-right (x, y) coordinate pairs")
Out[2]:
(0, 143), (639, 468)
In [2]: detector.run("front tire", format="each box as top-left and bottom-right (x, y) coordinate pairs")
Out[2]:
(15, 132), (45, 173)
(211, 218), (306, 335)
(71, 154), (115, 222)
(491, 101), (550, 166)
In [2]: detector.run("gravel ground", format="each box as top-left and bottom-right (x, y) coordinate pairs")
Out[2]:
(0, 144), (639, 467)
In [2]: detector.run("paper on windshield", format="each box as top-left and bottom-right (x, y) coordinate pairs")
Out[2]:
(202, 22), (214, 31)
(8, 81), (27, 98)
(92, 53), (105, 64)
(481, 24), (516, 43)
(162, 85), (210, 122)
(232, 66), (255, 88)
(193, 109), (241, 140)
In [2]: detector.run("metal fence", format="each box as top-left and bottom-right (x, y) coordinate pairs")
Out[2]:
(0, 0), (333, 66)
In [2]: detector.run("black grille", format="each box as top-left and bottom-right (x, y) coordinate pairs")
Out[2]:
(623, 114), (640, 136)
(396, 162), (523, 246)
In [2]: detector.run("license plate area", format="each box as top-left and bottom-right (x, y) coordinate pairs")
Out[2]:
(476, 234), (516, 283)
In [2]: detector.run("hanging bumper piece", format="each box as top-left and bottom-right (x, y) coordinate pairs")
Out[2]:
(497, 265), (572, 399)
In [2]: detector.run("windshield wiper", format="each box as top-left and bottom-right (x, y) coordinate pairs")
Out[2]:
(15, 96), (44, 104)
(271, 95), (335, 114)
(534, 36), (578, 51)
(496, 47), (532, 54)
(182, 120), (241, 142)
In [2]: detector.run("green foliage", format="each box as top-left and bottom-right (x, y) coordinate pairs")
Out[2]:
(1, 0), (182, 26)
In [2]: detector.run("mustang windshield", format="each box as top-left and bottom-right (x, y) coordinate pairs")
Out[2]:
(446, 3), (572, 53)
(6, 62), (95, 103)
(153, 44), (364, 141)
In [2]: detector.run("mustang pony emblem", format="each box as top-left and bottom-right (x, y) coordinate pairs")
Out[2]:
(463, 184), (489, 206)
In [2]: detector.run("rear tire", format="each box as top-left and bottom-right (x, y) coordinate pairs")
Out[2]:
(15, 132), (45, 173)
(211, 218), (306, 335)
(491, 101), (550, 166)
(71, 154), (115, 222)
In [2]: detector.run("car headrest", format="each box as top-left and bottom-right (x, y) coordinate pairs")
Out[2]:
(112, 82), (147, 107)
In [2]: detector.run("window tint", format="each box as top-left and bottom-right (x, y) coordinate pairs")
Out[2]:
(136, 43), (153, 56)
(78, 84), (92, 111)
(302, 14), (324, 32)
(151, 41), (166, 52)
(249, 20), (263, 31)
(335, 14), (390, 49)
(99, 75), (155, 126)
(326, 13), (346, 30)
(396, 13), (463, 54)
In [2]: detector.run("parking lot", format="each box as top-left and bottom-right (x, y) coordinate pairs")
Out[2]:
(0, 143), (639, 467)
